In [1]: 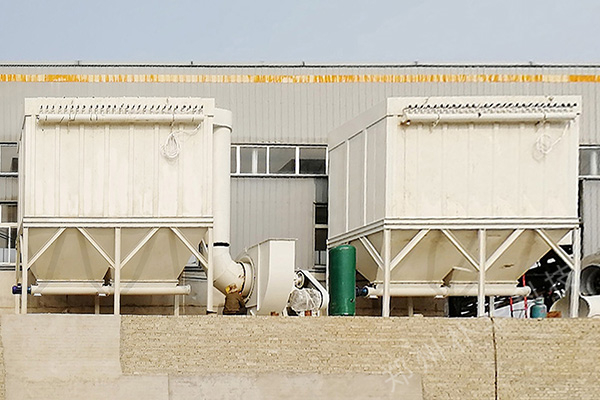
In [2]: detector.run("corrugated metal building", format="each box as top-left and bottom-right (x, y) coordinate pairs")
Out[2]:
(1, 64), (600, 306)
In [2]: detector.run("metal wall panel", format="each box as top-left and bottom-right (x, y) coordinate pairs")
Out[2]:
(230, 177), (325, 270)
(2, 64), (600, 266)
(330, 97), (580, 239)
(22, 98), (214, 219)
(0, 177), (17, 202)
(2, 65), (600, 144)
(582, 179), (600, 256)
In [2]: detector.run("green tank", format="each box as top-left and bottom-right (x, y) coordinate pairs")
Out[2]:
(329, 245), (356, 316)
(530, 297), (547, 319)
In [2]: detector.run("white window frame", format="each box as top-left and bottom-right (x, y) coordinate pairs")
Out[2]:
(580, 145), (600, 179)
(0, 142), (18, 178)
(231, 143), (328, 177)
(314, 203), (328, 267)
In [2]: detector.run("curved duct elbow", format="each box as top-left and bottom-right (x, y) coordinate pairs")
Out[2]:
(212, 245), (250, 296)
(210, 109), (252, 296)
(550, 295), (600, 318)
(580, 265), (600, 296)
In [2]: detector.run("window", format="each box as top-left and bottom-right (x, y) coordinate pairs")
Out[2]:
(230, 147), (236, 174)
(231, 144), (327, 177)
(314, 203), (328, 266)
(269, 147), (295, 174)
(315, 203), (328, 225)
(300, 147), (326, 174)
(239, 147), (266, 174)
(0, 144), (19, 269)
(0, 227), (16, 265)
(580, 147), (600, 177)
(0, 203), (17, 268)
(1, 204), (16, 223)
(0, 143), (17, 175)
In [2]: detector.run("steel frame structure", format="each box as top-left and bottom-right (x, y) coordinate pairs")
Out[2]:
(16, 217), (214, 316)
(329, 218), (581, 318)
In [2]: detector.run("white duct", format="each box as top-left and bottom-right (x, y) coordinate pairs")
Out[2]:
(399, 112), (578, 125)
(212, 109), (252, 296)
(580, 264), (600, 296)
(551, 295), (600, 318)
(37, 113), (205, 124)
(365, 285), (531, 297)
(29, 284), (191, 296)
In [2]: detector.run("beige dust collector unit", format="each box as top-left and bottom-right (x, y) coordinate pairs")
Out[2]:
(328, 96), (582, 316)
(17, 97), (305, 317)
(18, 97), (219, 313)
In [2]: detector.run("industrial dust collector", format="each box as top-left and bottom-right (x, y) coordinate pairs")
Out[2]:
(328, 96), (581, 313)
(16, 97), (312, 316)
(17, 97), (220, 313)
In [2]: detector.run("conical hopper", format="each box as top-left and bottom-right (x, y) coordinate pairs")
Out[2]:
(352, 230), (462, 284)
(448, 229), (570, 284)
(110, 227), (207, 284)
(351, 228), (569, 286)
(28, 228), (110, 283)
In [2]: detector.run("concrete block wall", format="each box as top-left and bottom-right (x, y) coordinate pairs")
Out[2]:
(495, 318), (600, 399)
(0, 315), (598, 399)
(121, 316), (495, 400)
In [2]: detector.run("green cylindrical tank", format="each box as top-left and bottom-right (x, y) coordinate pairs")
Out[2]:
(329, 245), (356, 316)
(530, 297), (547, 319)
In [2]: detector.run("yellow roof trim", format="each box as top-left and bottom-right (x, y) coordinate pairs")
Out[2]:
(1, 73), (599, 84)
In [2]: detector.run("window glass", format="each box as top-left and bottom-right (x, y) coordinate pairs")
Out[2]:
(240, 147), (266, 174)
(230, 147), (237, 173)
(0, 145), (17, 173)
(0, 228), (8, 249)
(300, 147), (326, 174)
(315, 204), (328, 225)
(269, 148), (295, 174)
(314, 250), (327, 266)
(1, 204), (16, 223)
(580, 148), (599, 176)
(10, 227), (16, 249)
(231, 144), (327, 176)
(314, 228), (328, 251)
(0, 227), (16, 264)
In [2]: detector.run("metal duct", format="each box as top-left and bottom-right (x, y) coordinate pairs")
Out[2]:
(364, 285), (531, 297)
(211, 109), (252, 296)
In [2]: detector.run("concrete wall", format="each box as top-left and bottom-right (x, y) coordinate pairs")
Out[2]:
(121, 316), (493, 399)
(0, 315), (597, 399)
(495, 318), (600, 399)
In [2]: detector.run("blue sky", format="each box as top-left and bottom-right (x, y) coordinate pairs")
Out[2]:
(0, 0), (598, 64)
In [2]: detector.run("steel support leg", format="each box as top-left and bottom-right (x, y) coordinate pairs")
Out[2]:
(382, 229), (391, 317)
(207, 228), (214, 314)
(478, 229), (486, 317)
(21, 228), (28, 315)
(570, 227), (581, 318)
(114, 227), (121, 316)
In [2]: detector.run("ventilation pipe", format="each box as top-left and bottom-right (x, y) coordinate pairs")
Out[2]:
(211, 109), (252, 296)
(362, 285), (531, 297)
